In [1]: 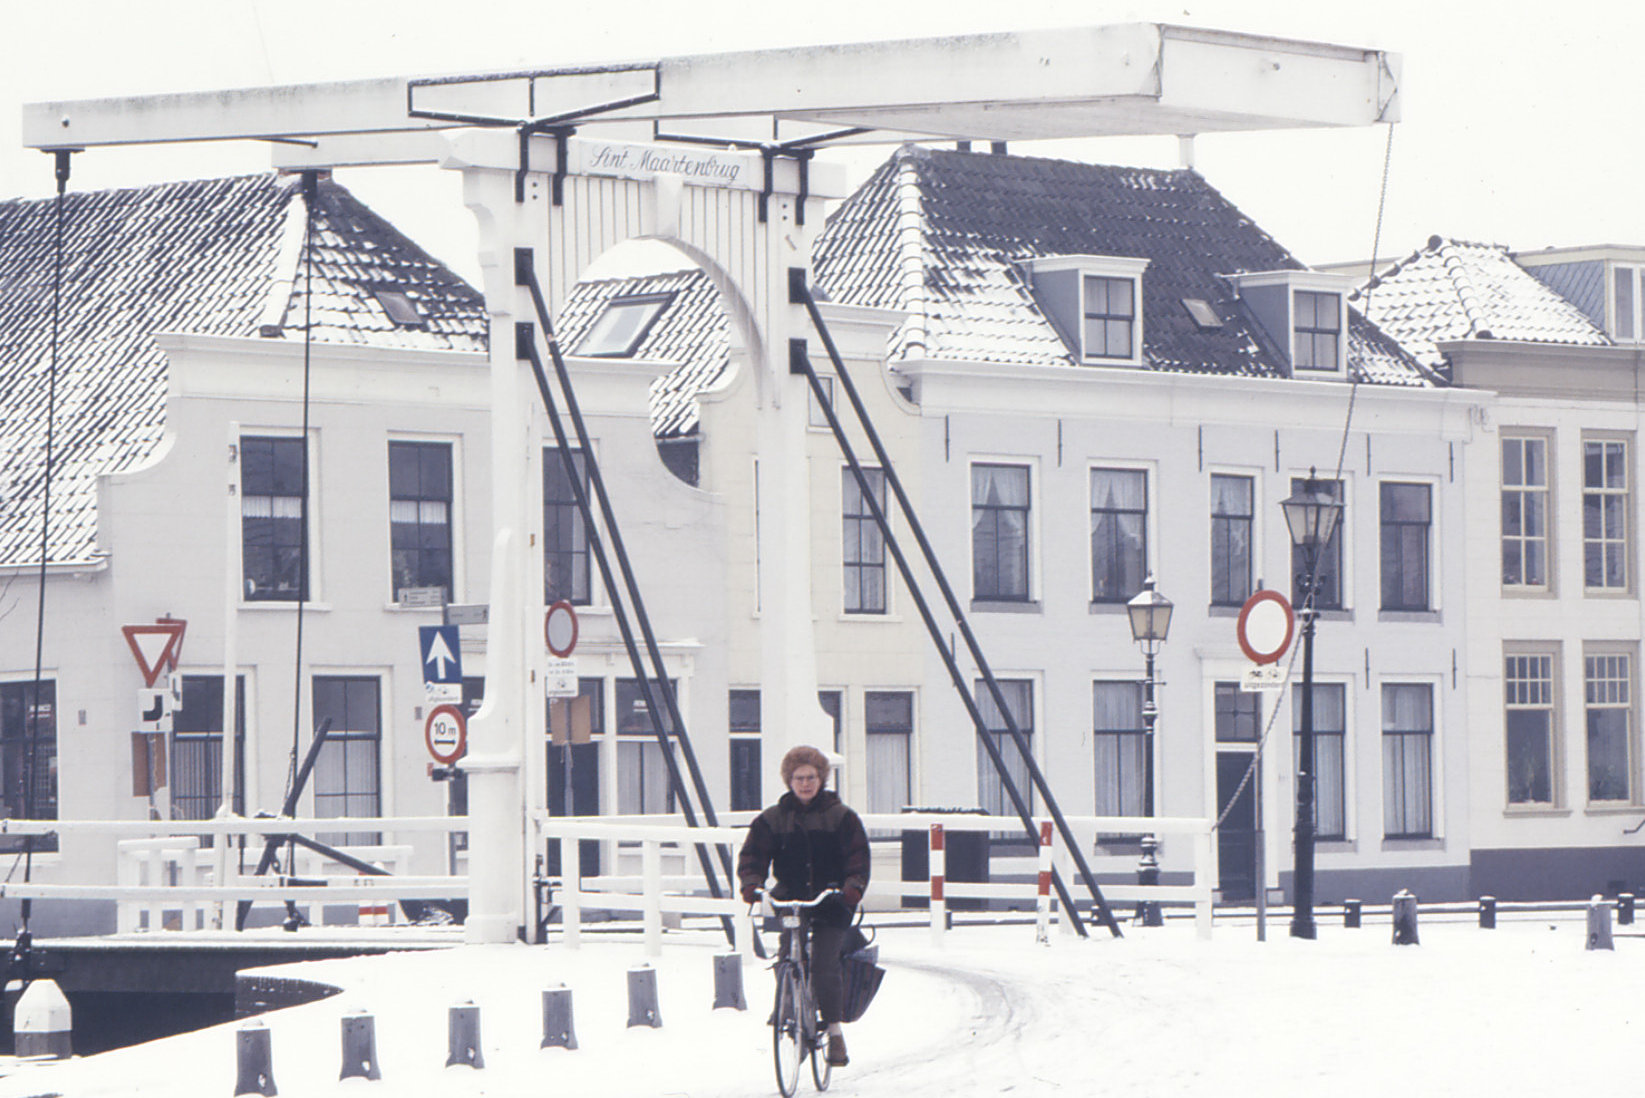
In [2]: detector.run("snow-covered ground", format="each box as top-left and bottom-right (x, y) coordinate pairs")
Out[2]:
(1, 910), (1638, 1097)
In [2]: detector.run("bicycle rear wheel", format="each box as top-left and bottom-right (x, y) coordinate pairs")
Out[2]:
(810, 1018), (832, 1091)
(772, 966), (802, 1097)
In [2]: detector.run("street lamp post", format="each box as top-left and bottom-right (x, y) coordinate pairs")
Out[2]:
(1126, 575), (1173, 927)
(1280, 470), (1343, 941)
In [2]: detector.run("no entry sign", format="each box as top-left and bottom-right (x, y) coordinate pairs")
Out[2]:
(1236, 589), (1295, 666)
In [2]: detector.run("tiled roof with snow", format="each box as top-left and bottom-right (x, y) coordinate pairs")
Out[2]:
(1350, 236), (1612, 373)
(555, 268), (730, 440)
(0, 173), (486, 567)
(813, 145), (1434, 386)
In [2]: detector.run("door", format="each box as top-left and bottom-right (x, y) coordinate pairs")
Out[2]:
(1216, 752), (1260, 902)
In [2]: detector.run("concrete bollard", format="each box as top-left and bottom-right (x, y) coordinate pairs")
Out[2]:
(1619, 893), (1635, 926)
(13, 978), (72, 1060)
(541, 985), (578, 1050)
(712, 953), (746, 1011)
(234, 1021), (277, 1096)
(1391, 889), (1420, 946)
(339, 1012), (381, 1081)
(446, 1001), (485, 1070)
(1343, 899), (1361, 929)
(1479, 895), (1496, 930)
(1587, 895), (1615, 951)
(627, 965), (662, 1028)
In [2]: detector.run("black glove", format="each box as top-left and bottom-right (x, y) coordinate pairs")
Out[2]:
(741, 885), (760, 905)
(842, 884), (863, 908)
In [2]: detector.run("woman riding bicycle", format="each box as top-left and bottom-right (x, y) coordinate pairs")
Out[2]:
(738, 745), (870, 1067)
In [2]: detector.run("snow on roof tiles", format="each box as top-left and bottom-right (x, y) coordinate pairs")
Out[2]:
(1351, 236), (1611, 373)
(0, 173), (486, 567)
(555, 268), (730, 440)
(813, 145), (1433, 386)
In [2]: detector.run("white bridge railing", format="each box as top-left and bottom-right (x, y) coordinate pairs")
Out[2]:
(534, 810), (1214, 955)
(0, 811), (1213, 947)
(0, 816), (468, 932)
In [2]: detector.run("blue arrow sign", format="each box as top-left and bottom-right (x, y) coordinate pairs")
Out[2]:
(419, 625), (462, 685)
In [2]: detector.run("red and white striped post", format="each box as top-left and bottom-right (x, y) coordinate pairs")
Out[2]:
(929, 823), (946, 944)
(357, 875), (390, 927)
(1035, 820), (1054, 944)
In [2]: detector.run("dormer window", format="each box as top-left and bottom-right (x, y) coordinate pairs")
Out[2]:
(575, 292), (674, 357)
(1231, 270), (1351, 376)
(1082, 275), (1135, 359)
(1293, 290), (1341, 370)
(1026, 255), (1150, 366)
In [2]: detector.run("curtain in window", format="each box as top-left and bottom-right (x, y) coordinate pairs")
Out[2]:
(1382, 684), (1433, 836)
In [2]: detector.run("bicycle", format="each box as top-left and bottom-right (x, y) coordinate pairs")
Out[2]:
(757, 889), (838, 1096)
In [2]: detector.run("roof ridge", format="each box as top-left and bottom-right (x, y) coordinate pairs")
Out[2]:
(894, 146), (929, 357)
(257, 175), (308, 334)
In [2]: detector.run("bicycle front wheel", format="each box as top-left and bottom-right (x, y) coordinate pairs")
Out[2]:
(772, 966), (803, 1097)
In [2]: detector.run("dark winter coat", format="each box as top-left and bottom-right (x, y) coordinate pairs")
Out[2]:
(738, 789), (870, 928)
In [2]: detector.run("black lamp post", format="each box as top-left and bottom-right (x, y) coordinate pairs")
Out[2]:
(1280, 470), (1343, 941)
(1126, 575), (1173, 927)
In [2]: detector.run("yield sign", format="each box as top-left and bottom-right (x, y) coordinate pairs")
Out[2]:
(122, 619), (187, 687)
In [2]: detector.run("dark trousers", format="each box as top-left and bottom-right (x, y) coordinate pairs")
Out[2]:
(809, 923), (847, 1025)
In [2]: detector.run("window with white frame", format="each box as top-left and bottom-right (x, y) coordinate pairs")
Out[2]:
(312, 676), (381, 846)
(388, 441), (453, 604)
(972, 463), (1031, 601)
(172, 675), (245, 824)
(0, 680), (56, 853)
(1505, 652), (1557, 806)
(1382, 683), (1434, 838)
(729, 689), (762, 812)
(1583, 437), (1630, 590)
(1585, 652), (1633, 803)
(1210, 474), (1254, 607)
(843, 467), (888, 614)
(544, 447), (591, 605)
(617, 678), (677, 815)
(241, 435), (307, 602)
(1090, 468), (1147, 603)
(975, 679), (1033, 817)
(1501, 435), (1550, 589)
(1380, 482), (1431, 611)
(1215, 682), (1260, 743)
(1292, 291), (1342, 371)
(864, 691), (913, 819)
(1293, 683), (1346, 840)
(1093, 681), (1147, 816)
(1082, 274), (1136, 360)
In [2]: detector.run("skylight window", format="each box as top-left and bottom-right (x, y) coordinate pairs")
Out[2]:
(575, 293), (674, 357)
(1182, 298), (1223, 330)
(373, 288), (425, 328)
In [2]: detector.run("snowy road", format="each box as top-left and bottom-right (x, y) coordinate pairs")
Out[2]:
(1, 914), (1640, 1097)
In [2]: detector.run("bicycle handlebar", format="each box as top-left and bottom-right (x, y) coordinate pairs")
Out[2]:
(757, 888), (839, 910)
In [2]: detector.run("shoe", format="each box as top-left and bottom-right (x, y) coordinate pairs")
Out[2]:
(825, 1033), (849, 1066)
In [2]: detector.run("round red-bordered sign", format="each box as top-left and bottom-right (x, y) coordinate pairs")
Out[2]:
(1236, 589), (1295, 666)
(545, 600), (579, 658)
(424, 703), (467, 765)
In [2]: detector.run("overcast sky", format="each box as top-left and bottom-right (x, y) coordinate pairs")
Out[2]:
(3, 0), (1641, 284)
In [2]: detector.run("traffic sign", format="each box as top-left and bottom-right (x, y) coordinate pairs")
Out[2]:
(122, 619), (187, 687)
(1240, 664), (1286, 693)
(419, 625), (462, 685)
(1236, 590), (1295, 666)
(545, 600), (579, 658)
(424, 703), (467, 765)
(545, 656), (578, 697)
